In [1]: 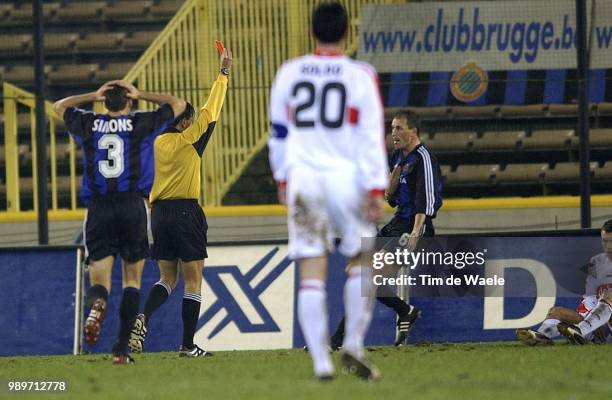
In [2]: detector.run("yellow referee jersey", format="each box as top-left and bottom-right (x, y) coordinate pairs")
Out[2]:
(149, 74), (228, 203)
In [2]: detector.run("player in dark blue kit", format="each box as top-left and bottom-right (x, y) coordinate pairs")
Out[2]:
(53, 81), (186, 364)
(330, 109), (443, 348)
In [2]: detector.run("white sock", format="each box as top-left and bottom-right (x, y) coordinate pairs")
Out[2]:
(578, 300), (612, 336)
(342, 266), (375, 358)
(298, 279), (333, 377)
(537, 318), (560, 338)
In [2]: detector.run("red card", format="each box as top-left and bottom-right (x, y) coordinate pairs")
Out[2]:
(216, 40), (225, 54)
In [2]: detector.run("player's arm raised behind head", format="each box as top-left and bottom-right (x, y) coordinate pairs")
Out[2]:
(52, 82), (110, 119)
(107, 79), (186, 118)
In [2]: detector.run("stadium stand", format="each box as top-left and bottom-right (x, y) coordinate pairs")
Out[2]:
(0, 0), (183, 209)
(0, 1), (610, 209)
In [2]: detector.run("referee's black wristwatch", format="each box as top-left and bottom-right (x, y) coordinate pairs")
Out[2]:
(220, 67), (230, 76)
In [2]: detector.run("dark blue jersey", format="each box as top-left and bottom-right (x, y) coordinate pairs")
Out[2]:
(63, 105), (174, 203)
(389, 144), (443, 218)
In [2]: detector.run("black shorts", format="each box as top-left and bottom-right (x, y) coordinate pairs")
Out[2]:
(84, 192), (149, 263)
(151, 199), (208, 261)
(378, 215), (435, 238)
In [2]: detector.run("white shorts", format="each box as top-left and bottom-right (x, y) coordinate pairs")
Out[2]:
(286, 166), (376, 259)
(577, 296), (597, 318)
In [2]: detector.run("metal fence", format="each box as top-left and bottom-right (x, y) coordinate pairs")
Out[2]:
(1, 0), (400, 214)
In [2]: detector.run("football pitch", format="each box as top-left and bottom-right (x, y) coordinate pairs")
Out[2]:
(1, 342), (611, 400)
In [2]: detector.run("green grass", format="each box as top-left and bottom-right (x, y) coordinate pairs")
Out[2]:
(1, 342), (611, 400)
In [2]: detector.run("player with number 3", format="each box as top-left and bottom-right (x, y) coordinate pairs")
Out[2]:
(53, 80), (186, 364)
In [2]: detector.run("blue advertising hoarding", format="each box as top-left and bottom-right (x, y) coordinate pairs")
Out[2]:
(0, 230), (604, 356)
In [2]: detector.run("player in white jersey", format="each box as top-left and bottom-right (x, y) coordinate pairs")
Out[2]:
(516, 219), (612, 345)
(558, 219), (612, 344)
(268, 2), (387, 381)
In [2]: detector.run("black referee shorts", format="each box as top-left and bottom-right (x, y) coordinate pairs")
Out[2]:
(84, 192), (149, 263)
(151, 199), (208, 261)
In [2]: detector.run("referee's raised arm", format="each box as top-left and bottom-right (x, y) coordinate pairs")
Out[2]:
(178, 49), (233, 144)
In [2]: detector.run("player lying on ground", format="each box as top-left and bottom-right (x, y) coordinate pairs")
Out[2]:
(329, 110), (443, 348)
(53, 81), (186, 364)
(128, 49), (232, 358)
(268, 2), (387, 381)
(516, 219), (612, 345)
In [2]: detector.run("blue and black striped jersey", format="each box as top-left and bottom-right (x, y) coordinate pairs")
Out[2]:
(389, 144), (443, 218)
(63, 105), (175, 203)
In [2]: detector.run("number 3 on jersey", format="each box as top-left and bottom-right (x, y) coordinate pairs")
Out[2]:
(98, 134), (124, 178)
(292, 81), (346, 128)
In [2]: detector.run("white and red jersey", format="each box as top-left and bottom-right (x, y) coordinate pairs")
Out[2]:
(267, 51), (388, 193)
(577, 253), (612, 315)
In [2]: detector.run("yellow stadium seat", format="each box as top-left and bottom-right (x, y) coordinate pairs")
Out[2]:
(548, 104), (579, 116)
(544, 162), (596, 182)
(95, 63), (133, 81)
(446, 164), (497, 185)
(56, 2), (105, 21)
(571, 128), (612, 148)
(48, 64), (98, 84)
(499, 104), (547, 116)
(472, 131), (523, 151)
(151, 1), (184, 18)
(44, 33), (77, 52)
(426, 131), (476, 152)
(521, 129), (574, 149)
(594, 163), (612, 181)
(496, 163), (546, 183)
(104, 1), (151, 19)
(450, 105), (499, 118)
(123, 31), (159, 50)
(76, 32), (124, 51)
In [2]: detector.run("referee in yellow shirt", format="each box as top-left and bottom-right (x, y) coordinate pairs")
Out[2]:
(129, 49), (233, 357)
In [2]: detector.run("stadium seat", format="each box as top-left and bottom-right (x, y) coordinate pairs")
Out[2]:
(439, 164), (452, 179)
(9, 3), (59, 22)
(0, 4), (14, 19)
(76, 32), (124, 51)
(44, 33), (77, 53)
(56, 176), (74, 192)
(570, 128), (612, 148)
(104, 1), (151, 20)
(95, 63), (133, 81)
(495, 163), (546, 183)
(56, 2), (105, 21)
(409, 107), (451, 118)
(4, 65), (37, 84)
(472, 131), (523, 151)
(151, 0), (184, 17)
(521, 129), (574, 150)
(418, 132), (432, 148)
(47, 64), (98, 84)
(548, 104), (578, 116)
(426, 131), (475, 152)
(18, 177), (36, 194)
(446, 164), (497, 185)
(17, 113), (31, 130)
(593, 162), (612, 180)
(450, 106), (499, 118)
(543, 162), (595, 182)
(596, 103), (612, 115)
(0, 34), (30, 54)
(499, 104), (547, 117)
(123, 31), (159, 50)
